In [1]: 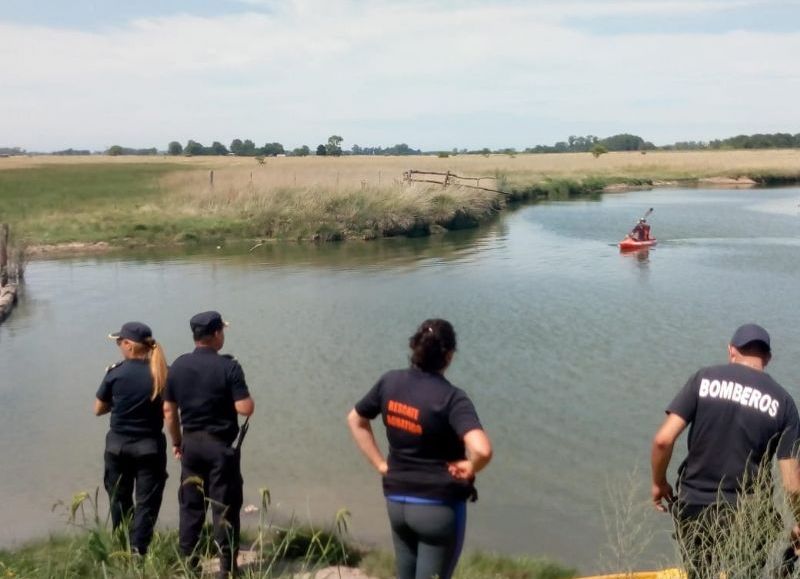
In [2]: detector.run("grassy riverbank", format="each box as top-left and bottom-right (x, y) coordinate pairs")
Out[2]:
(0, 489), (575, 578)
(0, 529), (576, 579)
(0, 537), (577, 579)
(1, 150), (799, 251)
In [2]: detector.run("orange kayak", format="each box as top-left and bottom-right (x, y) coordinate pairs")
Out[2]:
(619, 235), (657, 250)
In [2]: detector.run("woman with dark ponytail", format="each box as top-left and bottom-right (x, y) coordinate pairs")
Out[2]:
(348, 319), (493, 579)
(94, 322), (168, 556)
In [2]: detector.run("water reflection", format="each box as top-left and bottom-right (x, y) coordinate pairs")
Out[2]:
(620, 247), (651, 263)
(53, 218), (511, 272)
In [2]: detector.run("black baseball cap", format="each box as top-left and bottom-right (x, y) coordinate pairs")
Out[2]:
(190, 311), (229, 334)
(730, 323), (771, 352)
(108, 321), (152, 343)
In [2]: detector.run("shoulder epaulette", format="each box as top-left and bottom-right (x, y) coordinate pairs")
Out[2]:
(105, 360), (124, 373)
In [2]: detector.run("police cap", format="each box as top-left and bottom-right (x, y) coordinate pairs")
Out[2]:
(108, 321), (152, 343)
(190, 311), (229, 335)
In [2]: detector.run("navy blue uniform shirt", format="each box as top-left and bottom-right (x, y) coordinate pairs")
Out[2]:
(96, 359), (163, 437)
(668, 363), (800, 505)
(355, 367), (483, 502)
(164, 347), (250, 444)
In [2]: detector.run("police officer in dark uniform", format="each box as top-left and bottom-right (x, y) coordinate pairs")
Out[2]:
(95, 321), (169, 556)
(651, 324), (800, 578)
(163, 311), (254, 578)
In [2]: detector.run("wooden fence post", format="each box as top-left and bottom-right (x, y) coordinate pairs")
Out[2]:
(209, 170), (214, 186)
(0, 223), (8, 287)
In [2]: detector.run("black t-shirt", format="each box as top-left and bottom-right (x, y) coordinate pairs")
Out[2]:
(667, 363), (800, 505)
(164, 347), (250, 444)
(355, 367), (483, 502)
(96, 359), (163, 437)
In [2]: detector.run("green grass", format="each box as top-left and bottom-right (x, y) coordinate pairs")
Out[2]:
(358, 549), (577, 579)
(0, 537), (578, 579)
(0, 163), (188, 245)
(0, 163), (175, 217)
(0, 488), (360, 578)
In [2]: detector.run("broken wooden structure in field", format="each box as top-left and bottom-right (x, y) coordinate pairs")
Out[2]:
(0, 223), (21, 324)
(402, 170), (505, 195)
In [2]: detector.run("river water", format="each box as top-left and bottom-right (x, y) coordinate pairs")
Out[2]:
(1, 187), (799, 571)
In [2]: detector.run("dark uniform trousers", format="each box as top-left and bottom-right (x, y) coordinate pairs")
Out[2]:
(103, 432), (168, 554)
(179, 432), (243, 572)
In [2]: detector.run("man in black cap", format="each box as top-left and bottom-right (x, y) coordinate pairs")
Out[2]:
(164, 311), (255, 578)
(651, 324), (800, 578)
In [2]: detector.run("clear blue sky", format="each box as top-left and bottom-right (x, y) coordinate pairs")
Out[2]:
(2, 0), (799, 151)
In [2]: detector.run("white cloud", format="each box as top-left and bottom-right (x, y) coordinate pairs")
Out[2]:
(1, 0), (799, 150)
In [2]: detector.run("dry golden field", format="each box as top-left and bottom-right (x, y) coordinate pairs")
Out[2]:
(4, 149), (800, 186)
(1, 150), (799, 248)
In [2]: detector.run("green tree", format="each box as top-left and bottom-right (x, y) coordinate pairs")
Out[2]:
(591, 144), (608, 158)
(211, 141), (228, 155)
(167, 141), (183, 156)
(241, 139), (257, 156)
(316, 144), (327, 156)
(292, 145), (310, 156)
(184, 140), (204, 156)
(600, 133), (653, 151)
(230, 139), (244, 155)
(107, 145), (123, 156)
(262, 142), (285, 156)
(325, 135), (343, 156)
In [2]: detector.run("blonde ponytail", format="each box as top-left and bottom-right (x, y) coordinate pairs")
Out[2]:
(148, 341), (168, 400)
(136, 337), (168, 400)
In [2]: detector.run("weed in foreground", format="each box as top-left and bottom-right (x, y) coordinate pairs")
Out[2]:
(673, 459), (800, 579)
(599, 467), (658, 577)
(598, 462), (800, 579)
(0, 487), (358, 578)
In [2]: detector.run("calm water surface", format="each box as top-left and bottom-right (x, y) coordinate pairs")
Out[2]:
(2, 187), (799, 571)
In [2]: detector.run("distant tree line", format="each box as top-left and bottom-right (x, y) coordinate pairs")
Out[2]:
(166, 139), (287, 157)
(349, 143), (421, 156)
(161, 136), (422, 158)
(523, 134), (657, 154)
(6, 130), (800, 158)
(107, 146), (158, 156)
(53, 148), (92, 156)
(663, 133), (800, 151)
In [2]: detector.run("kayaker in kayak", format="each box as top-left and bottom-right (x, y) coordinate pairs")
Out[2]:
(631, 218), (651, 241)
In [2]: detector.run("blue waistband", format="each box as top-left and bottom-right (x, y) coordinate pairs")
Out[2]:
(386, 495), (453, 506)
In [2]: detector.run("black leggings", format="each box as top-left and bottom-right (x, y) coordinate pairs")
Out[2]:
(386, 499), (467, 579)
